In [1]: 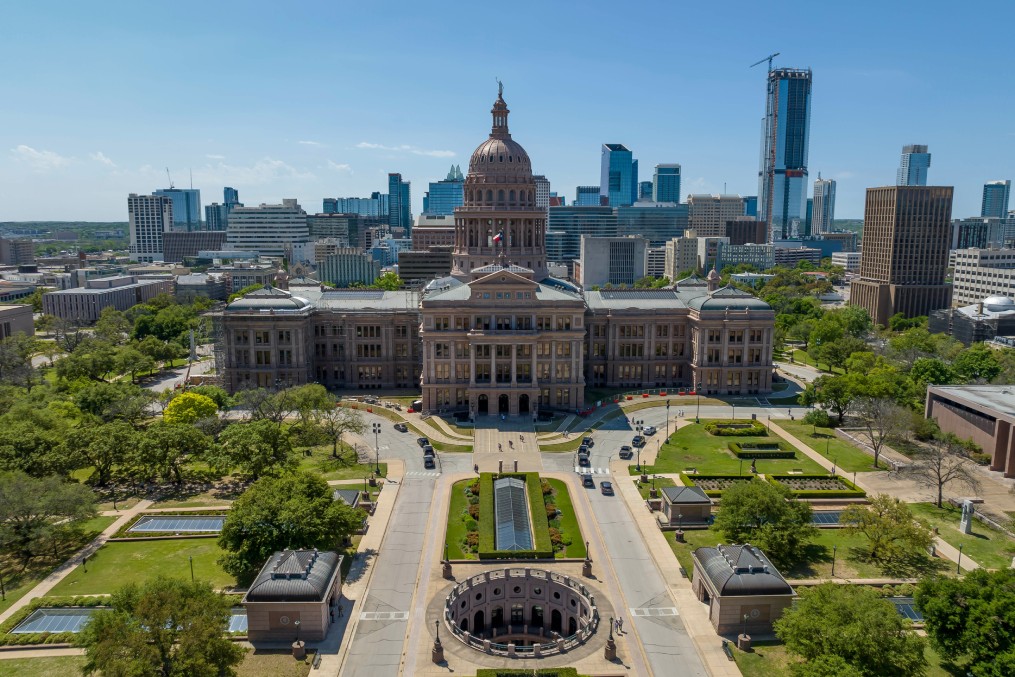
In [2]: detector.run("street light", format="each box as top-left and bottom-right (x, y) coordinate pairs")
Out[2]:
(742, 613), (749, 639)
(831, 545), (837, 577)
(957, 544), (964, 574)
(666, 399), (671, 439)
(695, 381), (703, 423)
(372, 423), (382, 474)
(294, 619), (301, 644)
(189, 556), (195, 583)
(731, 402), (736, 422)
(636, 446), (642, 473)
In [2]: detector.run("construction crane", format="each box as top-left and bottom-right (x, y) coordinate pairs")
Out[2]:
(165, 167), (174, 189)
(750, 52), (780, 72)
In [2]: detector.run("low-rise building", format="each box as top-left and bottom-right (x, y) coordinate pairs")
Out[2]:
(659, 485), (712, 527)
(162, 231), (227, 263)
(397, 250), (453, 282)
(926, 385), (1015, 477)
(242, 549), (343, 643)
(42, 275), (174, 322)
(716, 243), (774, 272)
(773, 246), (822, 267)
(578, 236), (648, 288)
(929, 296), (1015, 346)
(317, 249), (380, 287)
(0, 304), (35, 338)
(952, 248), (1015, 307)
(831, 251), (861, 272)
(175, 273), (228, 302)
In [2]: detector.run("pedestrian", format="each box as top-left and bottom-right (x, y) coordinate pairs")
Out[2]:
(498, 443), (502, 452)
(617, 617), (624, 633)
(330, 608), (334, 622)
(338, 604), (343, 618)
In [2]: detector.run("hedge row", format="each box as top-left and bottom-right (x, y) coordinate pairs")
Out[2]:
(0, 595), (109, 646)
(728, 441), (795, 459)
(110, 509), (230, 540)
(766, 474), (867, 499)
(477, 472), (554, 560)
(680, 474), (757, 497)
(704, 420), (768, 437)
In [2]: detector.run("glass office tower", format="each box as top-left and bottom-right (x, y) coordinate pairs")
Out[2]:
(758, 68), (812, 240)
(154, 188), (202, 231)
(982, 180), (1011, 219)
(897, 145), (931, 186)
(422, 165), (465, 215)
(600, 144), (638, 207)
(388, 173), (411, 232)
(653, 164), (682, 203)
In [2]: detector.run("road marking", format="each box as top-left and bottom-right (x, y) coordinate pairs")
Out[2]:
(405, 471), (441, 477)
(358, 611), (409, 621)
(629, 607), (679, 617)
(574, 466), (610, 475)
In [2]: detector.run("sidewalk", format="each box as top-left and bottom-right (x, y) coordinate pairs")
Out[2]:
(0, 499), (154, 626)
(611, 456), (742, 677)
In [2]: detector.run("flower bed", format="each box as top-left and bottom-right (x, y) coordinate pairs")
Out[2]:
(728, 441), (795, 459)
(767, 474), (866, 498)
(680, 474), (756, 497)
(704, 420), (768, 437)
(478, 472), (554, 560)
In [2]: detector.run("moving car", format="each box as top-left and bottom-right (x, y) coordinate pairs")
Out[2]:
(582, 437), (594, 448)
(600, 481), (614, 496)
(423, 455), (436, 469)
(643, 425), (657, 436)
(423, 445), (435, 456)
(632, 435), (646, 447)
(393, 422), (408, 432)
(582, 474), (595, 488)
(417, 437), (429, 448)
(578, 452), (591, 467)
(618, 445), (633, 460)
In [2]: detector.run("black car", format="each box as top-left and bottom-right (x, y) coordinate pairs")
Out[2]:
(423, 456), (436, 469)
(600, 481), (614, 496)
(578, 453), (590, 467)
(632, 435), (646, 447)
(393, 423), (408, 432)
(619, 445), (633, 459)
(423, 445), (435, 456)
(581, 474), (595, 488)
(578, 443), (589, 455)
(582, 437), (594, 448)
(417, 437), (429, 448)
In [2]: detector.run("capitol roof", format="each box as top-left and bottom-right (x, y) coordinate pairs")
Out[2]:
(226, 286), (311, 312)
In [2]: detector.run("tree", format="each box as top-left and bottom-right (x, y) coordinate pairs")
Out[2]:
(0, 332), (40, 390)
(808, 375), (855, 424)
(369, 271), (403, 290)
(0, 406), (73, 476)
(218, 471), (364, 583)
(841, 494), (933, 563)
(0, 471), (96, 565)
(830, 305), (872, 338)
(318, 405), (365, 457)
(74, 381), (155, 426)
(93, 307), (131, 345)
(713, 480), (816, 567)
(775, 583), (926, 677)
(288, 383), (335, 429)
(227, 283), (264, 303)
(813, 336), (867, 373)
(909, 357), (955, 387)
(888, 312), (927, 332)
(852, 397), (907, 468)
(134, 422), (210, 484)
(904, 433), (981, 508)
(953, 344), (1002, 382)
(187, 385), (232, 409)
(55, 338), (117, 381)
(79, 577), (244, 677)
(790, 655), (864, 677)
(163, 392), (218, 425)
(65, 421), (137, 486)
(213, 420), (295, 479)
(916, 568), (1015, 677)
(114, 345), (156, 383)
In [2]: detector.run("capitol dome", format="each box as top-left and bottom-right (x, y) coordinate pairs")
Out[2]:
(462, 85), (537, 209)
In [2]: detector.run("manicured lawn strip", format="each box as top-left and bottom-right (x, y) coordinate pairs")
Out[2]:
(790, 349), (844, 375)
(908, 502), (1015, 569)
(778, 421), (887, 472)
(478, 473), (496, 554)
(766, 474), (866, 499)
(733, 641), (959, 677)
(406, 422), (473, 452)
(300, 443), (388, 479)
(0, 516), (116, 616)
(445, 479), (478, 560)
(477, 472), (553, 559)
(544, 479), (586, 559)
(339, 535), (362, 579)
(47, 539), (235, 596)
(636, 476), (676, 500)
(0, 657), (88, 676)
(237, 650), (312, 677)
(638, 422), (825, 476)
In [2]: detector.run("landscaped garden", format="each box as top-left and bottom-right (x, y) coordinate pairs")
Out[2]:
(636, 475), (676, 500)
(735, 642), (956, 677)
(298, 442), (388, 479)
(777, 420), (887, 472)
(767, 474), (866, 498)
(908, 502), (1015, 569)
(634, 421), (824, 476)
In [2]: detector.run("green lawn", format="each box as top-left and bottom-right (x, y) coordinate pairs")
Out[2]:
(0, 515), (116, 616)
(405, 422), (473, 452)
(666, 526), (942, 580)
(909, 502), (1015, 569)
(237, 649), (312, 677)
(339, 535), (362, 579)
(299, 443), (388, 479)
(734, 643), (956, 677)
(778, 421), (887, 472)
(0, 656), (88, 677)
(445, 479), (478, 560)
(47, 539), (235, 596)
(790, 349), (844, 375)
(637, 422), (825, 476)
(545, 479), (586, 559)
(636, 475), (676, 500)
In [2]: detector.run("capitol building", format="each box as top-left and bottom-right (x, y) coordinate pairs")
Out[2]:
(220, 90), (776, 415)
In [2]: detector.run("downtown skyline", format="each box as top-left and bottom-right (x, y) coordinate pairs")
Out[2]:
(1, 0), (1012, 222)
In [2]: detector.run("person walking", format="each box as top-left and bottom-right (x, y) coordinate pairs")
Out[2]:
(617, 617), (624, 633)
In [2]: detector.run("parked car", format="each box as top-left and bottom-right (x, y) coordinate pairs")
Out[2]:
(578, 443), (589, 455)
(423, 456), (436, 469)
(393, 423), (408, 432)
(619, 445), (633, 459)
(423, 445), (435, 456)
(632, 435), (646, 447)
(582, 437), (594, 448)
(578, 453), (590, 467)
(643, 425), (657, 436)
(417, 437), (429, 448)
(600, 481), (615, 496)
(582, 474), (595, 488)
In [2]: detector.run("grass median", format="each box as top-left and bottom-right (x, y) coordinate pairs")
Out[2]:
(777, 421), (886, 472)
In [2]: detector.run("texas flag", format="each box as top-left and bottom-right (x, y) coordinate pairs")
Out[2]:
(492, 230), (504, 244)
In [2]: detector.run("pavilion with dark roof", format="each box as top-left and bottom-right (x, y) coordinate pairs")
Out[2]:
(691, 543), (794, 635)
(242, 549), (343, 642)
(659, 485), (713, 528)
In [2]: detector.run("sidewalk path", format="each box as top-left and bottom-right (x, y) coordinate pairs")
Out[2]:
(0, 500), (154, 626)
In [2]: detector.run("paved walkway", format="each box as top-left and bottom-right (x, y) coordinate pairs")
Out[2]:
(473, 415), (542, 472)
(0, 499), (154, 626)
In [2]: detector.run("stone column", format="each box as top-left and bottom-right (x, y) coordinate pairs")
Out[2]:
(470, 345), (477, 386)
(511, 345), (517, 385)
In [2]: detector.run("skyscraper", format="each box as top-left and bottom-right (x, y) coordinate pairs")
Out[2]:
(533, 175), (551, 209)
(687, 194), (746, 238)
(323, 193), (388, 217)
(758, 67), (812, 240)
(982, 180), (1011, 219)
(224, 187), (240, 207)
(653, 164), (682, 203)
(744, 196), (758, 217)
(616, 203), (688, 246)
(128, 193), (173, 262)
(422, 165), (465, 216)
(388, 173), (411, 232)
(811, 175), (836, 235)
(849, 185), (953, 326)
(153, 188), (201, 231)
(204, 187), (243, 231)
(225, 199), (310, 258)
(600, 143), (638, 207)
(897, 145), (931, 186)
(638, 181), (653, 200)
(575, 186), (601, 206)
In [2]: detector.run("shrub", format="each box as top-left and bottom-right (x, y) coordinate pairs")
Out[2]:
(802, 409), (833, 428)
(549, 527), (563, 549)
(766, 474), (866, 498)
(704, 420), (768, 436)
(465, 532), (479, 550)
(728, 441), (795, 459)
(970, 452), (991, 466)
(468, 503), (480, 520)
(541, 479), (553, 495)
(545, 503), (558, 520)
(468, 479), (480, 495)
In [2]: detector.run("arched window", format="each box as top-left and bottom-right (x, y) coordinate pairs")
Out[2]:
(528, 190), (534, 202)
(498, 190), (505, 203)
(509, 190), (516, 202)
(486, 190), (493, 202)
(499, 156), (503, 162)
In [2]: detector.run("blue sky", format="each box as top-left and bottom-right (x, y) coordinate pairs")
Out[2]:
(1, 0), (1012, 221)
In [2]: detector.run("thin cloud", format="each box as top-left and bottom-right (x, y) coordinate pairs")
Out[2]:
(194, 157), (315, 185)
(356, 141), (455, 158)
(90, 151), (116, 167)
(833, 171), (855, 180)
(206, 154), (226, 160)
(11, 144), (74, 171)
(298, 140), (324, 147)
(326, 160), (352, 172)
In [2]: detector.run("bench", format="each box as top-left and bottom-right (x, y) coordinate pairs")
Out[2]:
(721, 640), (735, 661)
(312, 652), (323, 669)
(684, 468), (697, 474)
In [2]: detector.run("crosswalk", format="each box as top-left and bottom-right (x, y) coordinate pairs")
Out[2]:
(359, 611), (409, 621)
(630, 606), (679, 617)
(405, 471), (441, 477)
(574, 466), (611, 475)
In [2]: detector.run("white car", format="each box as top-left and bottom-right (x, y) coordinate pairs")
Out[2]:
(643, 425), (657, 436)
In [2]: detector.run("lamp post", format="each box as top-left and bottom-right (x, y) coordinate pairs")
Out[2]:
(696, 382), (702, 423)
(0, 567), (5, 601)
(636, 446), (642, 473)
(742, 613), (749, 639)
(666, 399), (671, 439)
(731, 402), (736, 422)
(957, 544), (964, 574)
(294, 619), (301, 644)
(372, 423), (381, 474)
(189, 556), (195, 583)
(831, 545), (837, 577)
